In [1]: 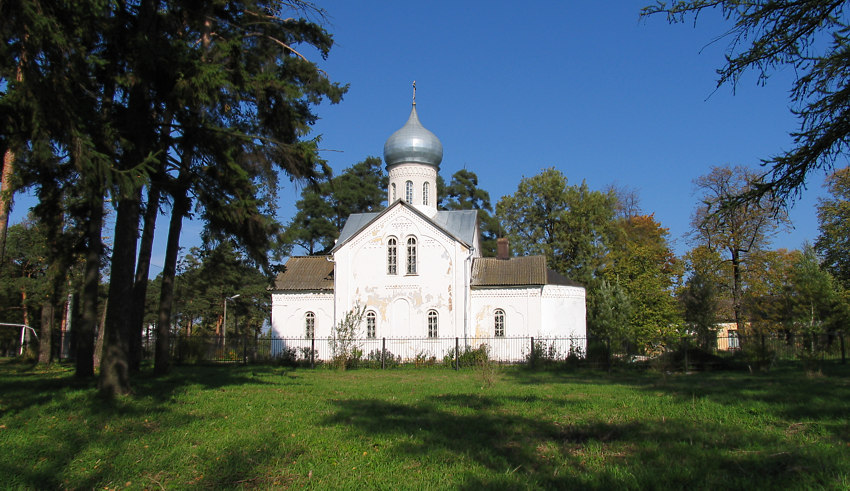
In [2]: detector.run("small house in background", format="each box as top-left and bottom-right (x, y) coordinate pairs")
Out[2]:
(270, 96), (586, 361)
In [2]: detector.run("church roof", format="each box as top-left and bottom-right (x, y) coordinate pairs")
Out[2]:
(471, 256), (582, 288)
(271, 256), (334, 291)
(333, 200), (478, 252)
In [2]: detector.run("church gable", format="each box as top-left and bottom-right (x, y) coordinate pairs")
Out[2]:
(332, 200), (477, 255)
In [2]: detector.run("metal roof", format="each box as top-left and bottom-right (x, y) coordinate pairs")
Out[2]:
(471, 256), (582, 288)
(271, 256), (334, 291)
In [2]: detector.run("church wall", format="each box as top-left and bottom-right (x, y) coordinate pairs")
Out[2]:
(540, 285), (587, 339)
(471, 287), (540, 339)
(270, 292), (334, 339)
(333, 205), (469, 340)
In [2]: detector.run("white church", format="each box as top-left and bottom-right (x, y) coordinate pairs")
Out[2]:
(270, 97), (586, 361)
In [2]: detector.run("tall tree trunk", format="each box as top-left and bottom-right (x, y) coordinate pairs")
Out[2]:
(38, 303), (54, 364)
(0, 149), (15, 262)
(98, 190), (141, 396)
(76, 194), (103, 377)
(129, 184), (160, 371)
(731, 249), (744, 333)
(94, 301), (106, 370)
(0, 61), (22, 263)
(154, 187), (190, 376)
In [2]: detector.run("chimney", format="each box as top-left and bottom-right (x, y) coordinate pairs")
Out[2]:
(497, 238), (510, 260)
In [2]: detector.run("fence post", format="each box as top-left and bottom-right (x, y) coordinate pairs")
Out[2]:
(382, 337), (386, 370)
(455, 337), (459, 371)
(530, 337), (535, 369)
(310, 335), (315, 369)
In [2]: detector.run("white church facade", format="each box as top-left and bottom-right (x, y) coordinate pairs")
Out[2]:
(270, 99), (586, 361)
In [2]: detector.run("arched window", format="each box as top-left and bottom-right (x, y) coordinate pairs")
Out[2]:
(494, 309), (505, 337)
(391, 183), (396, 202)
(387, 237), (397, 275)
(305, 311), (315, 339)
(422, 181), (429, 206)
(427, 310), (438, 338)
(406, 236), (417, 274)
(366, 311), (377, 339)
(405, 180), (414, 203)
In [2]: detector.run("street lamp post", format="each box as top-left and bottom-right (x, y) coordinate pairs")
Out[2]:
(222, 294), (240, 349)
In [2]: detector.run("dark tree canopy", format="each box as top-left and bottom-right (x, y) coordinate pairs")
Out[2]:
(642, 1), (850, 205)
(282, 156), (386, 256)
(443, 169), (500, 257)
(815, 166), (850, 288)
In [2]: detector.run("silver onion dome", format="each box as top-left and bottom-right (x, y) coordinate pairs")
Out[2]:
(383, 104), (443, 168)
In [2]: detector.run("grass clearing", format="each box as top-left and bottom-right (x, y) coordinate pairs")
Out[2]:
(1, 360), (848, 489)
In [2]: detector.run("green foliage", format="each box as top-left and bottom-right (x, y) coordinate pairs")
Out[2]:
(496, 168), (619, 284)
(442, 169), (500, 256)
(443, 343), (490, 368)
(282, 157), (386, 255)
(330, 303), (366, 370)
(787, 244), (843, 333)
(588, 280), (632, 347)
(815, 166), (850, 289)
(366, 348), (400, 368)
(681, 271), (720, 350)
(157, 241), (271, 338)
(605, 214), (682, 347)
(642, 1), (850, 205)
(690, 166), (789, 331)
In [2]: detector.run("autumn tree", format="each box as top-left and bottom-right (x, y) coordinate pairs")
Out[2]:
(642, 1), (850, 205)
(691, 166), (789, 333)
(496, 168), (619, 285)
(604, 214), (682, 348)
(815, 166), (850, 289)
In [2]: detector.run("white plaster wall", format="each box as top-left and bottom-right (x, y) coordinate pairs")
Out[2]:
(270, 292), (334, 338)
(333, 205), (470, 339)
(540, 285), (587, 339)
(387, 163), (438, 215)
(471, 287), (540, 339)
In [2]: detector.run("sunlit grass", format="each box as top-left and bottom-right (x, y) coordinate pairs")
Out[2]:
(1, 360), (848, 488)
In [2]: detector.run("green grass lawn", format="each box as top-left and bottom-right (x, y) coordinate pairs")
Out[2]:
(1, 361), (848, 489)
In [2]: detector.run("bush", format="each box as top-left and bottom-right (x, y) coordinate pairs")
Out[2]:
(525, 339), (560, 368)
(366, 348), (400, 368)
(276, 347), (298, 367)
(443, 344), (490, 368)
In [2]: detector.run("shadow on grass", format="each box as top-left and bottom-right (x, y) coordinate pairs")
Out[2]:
(322, 372), (848, 488)
(0, 362), (304, 488)
(502, 363), (850, 425)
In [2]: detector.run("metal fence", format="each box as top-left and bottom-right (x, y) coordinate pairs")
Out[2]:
(166, 331), (846, 369)
(170, 335), (588, 367)
(6, 328), (845, 370)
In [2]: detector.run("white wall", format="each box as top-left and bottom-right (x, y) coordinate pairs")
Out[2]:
(270, 292), (334, 339)
(333, 204), (471, 339)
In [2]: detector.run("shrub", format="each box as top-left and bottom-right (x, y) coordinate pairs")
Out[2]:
(443, 344), (490, 368)
(276, 347), (298, 367)
(330, 303), (366, 370)
(366, 348), (400, 368)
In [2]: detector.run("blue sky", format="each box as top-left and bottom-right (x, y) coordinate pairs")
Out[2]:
(9, 1), (836, 274)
